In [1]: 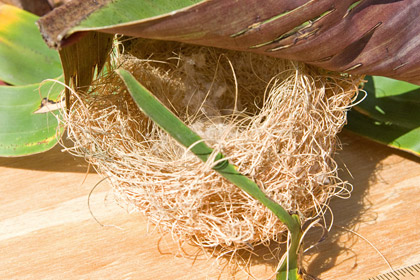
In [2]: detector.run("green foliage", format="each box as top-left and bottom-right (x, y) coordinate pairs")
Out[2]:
(73, 0), (202, 32)
(0, 5), (61, 85)
(347, 76), (420, 156)
(0, 81), (64, 156)
(0, 5), (63, 156)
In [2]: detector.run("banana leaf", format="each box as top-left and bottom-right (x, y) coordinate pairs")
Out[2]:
(0, 5), (64, 156)
(38, 0), (420, 85)
(0, 81), (64, 156)
(0, 5), (61, 85)
(36, 0), (420, 157)
(347, 76), (420, 156)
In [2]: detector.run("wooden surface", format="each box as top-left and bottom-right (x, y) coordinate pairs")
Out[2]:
(0, 132), (419, 280)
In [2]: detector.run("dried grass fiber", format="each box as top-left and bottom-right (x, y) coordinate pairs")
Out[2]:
(62, 38), (362, 260)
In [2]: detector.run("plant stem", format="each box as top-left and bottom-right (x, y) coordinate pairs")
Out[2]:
(277, 214), (303, 280)
(117, 69), (303, 279)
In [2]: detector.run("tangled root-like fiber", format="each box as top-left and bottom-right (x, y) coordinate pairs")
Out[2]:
(61, 38), (362, 276)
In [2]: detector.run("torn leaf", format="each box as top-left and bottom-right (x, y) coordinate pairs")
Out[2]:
(34, 97), (65, 114)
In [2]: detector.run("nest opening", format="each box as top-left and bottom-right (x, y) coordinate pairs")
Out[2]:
(62, 38), (362, 271)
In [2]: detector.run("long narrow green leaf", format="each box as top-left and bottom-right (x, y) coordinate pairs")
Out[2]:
(116, 68), (302, 279)
(0, 5), (61, 85)
(347, 76), (420, 156)
(0, 81), (64, 156)
(116, 68), (295, 227)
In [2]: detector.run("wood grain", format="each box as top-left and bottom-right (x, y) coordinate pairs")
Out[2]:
(0, 132), (419, 279)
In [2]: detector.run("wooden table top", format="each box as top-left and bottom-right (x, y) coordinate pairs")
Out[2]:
(1, 132), (419, 280)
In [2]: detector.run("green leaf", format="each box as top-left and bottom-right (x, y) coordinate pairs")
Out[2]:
(0, 4), (62, 85)
(347, 76), (420, 156)
(116, 68), (303, 279)
(73, 0), (202, 32)
(116, 68), (294, 223)
(0, 81), (64, 156)
(0, 5), (64, 156)
(365, 76), (420, 98)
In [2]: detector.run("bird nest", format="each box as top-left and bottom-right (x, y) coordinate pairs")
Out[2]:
(61, 38), (362, 268)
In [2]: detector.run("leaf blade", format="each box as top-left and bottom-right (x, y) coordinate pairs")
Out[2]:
(347, 76), (420, 156)
(116, 68), (303, 279)
(0, 5), (62, 85)
(116, 68), (297, 226)
(0, 81), (64, 157)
